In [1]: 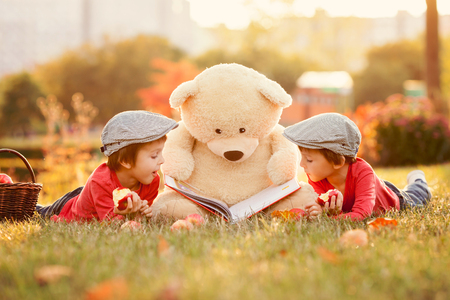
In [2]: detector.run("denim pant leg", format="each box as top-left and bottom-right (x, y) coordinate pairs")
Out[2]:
(36, 186), (84, 218)
(384, 180), (432, 210)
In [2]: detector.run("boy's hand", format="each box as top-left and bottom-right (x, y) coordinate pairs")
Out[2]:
(304, 202), (322, 219)
(139, 200), (153, 218)
(113, 192), (142, 215)
(322, 191), (343, 215)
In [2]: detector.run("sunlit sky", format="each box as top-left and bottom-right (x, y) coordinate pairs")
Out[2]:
(187, 0), (450, 29)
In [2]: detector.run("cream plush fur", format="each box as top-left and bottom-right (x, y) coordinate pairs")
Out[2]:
(152, 63), (318, 220)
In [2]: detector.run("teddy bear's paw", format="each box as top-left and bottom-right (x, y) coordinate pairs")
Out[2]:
(267, 153), (297, 185)
(152, 191), (206, 220)
(265, 184), (317, 213)
(161, 151), (195, 181)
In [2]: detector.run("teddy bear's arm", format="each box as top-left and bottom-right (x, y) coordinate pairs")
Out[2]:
(161, 121), (196, 181)
(267, 124), (299, 185)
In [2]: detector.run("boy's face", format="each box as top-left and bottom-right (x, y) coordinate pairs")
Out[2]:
(299, 148), (336, 182)
(129, 140), (165, 185)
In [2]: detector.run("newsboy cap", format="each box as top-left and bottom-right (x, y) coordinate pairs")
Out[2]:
(100, 110), (178, 156)
(283, 113), (361, 157)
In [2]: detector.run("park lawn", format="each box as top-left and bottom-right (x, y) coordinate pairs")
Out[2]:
(1, 164), (450, 300)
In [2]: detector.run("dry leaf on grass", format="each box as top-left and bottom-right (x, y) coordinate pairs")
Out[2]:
(158, 235), (171, 257)
(339, 229), (369, 248)
(271, 209), (306, 221)
(317, 246), (340, 264)
(155, 280), (182, 300)
(367, 217), (398, 232)
(34, 265), (72, 286)
(85, 277), (128, 300)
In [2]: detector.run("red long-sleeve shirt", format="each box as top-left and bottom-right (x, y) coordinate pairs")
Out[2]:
(308, 158), (400, 221)
(51, 163), (159, 222)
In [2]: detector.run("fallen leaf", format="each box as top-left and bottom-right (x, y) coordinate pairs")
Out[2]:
(339, 229), (369, 248)
(279, 249), (288, 257)
(317, 246), (340, 264)
(155, 280), (182, 300)
(271, 209), (305, 221)
(367, 217), (398, 232)
(34, 265), (72, 286)
(85, 277), (128, 300)
(158, 235), (170, 257)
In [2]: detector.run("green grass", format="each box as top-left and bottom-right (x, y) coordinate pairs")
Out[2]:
(1, 164), (450, 300)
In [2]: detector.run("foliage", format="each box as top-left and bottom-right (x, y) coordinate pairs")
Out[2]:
(34, 35), (186, 125)
(352, 94), (450, 166)
(195, 46), (317, 94)
(1, 164), (450, 299)
(353, 39), (424, 106)
(0, 72), (45, 137)
(137, 58), (200, 118)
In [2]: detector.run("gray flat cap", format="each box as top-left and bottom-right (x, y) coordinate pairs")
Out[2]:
(101, 110), (178, 156)
(283, 113), (361, 157)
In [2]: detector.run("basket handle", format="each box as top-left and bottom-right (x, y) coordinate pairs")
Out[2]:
(0, 148), (37, 183)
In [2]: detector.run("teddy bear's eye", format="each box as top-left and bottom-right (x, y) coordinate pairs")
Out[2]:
(239, 128), (246, 133)
(215, 129), (222, 134)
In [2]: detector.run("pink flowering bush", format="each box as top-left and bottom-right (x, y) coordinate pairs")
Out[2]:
(351, 94), (450, 166)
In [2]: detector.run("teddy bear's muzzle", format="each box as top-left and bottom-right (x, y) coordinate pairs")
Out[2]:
(207, 136), (259, 163)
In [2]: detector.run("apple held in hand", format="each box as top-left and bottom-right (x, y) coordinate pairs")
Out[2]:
(0, 173), (13, 184)
(317, 189), (339, 206)
(112, 187), (132, 210)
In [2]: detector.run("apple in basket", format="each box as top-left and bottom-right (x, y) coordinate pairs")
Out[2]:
(317, 189), (339, 206)
(0, 173), (13, 184)
(112, 187), (132, 210)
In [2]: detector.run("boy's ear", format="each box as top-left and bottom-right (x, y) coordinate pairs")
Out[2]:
(333, 156), (346, 169)
(119, 160), (132, 170)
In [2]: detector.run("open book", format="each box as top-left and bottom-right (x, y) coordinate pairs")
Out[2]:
(164, 175), (301, 223)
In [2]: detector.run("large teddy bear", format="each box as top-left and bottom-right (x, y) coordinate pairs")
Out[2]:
(152, 63), (317, 220)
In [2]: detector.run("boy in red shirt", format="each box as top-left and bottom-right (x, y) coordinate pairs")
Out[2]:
(36, 110), (178, 222)
(282, 113), (432, 221)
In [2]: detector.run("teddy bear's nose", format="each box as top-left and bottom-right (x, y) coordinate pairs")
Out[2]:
(224, 151), (244, 161)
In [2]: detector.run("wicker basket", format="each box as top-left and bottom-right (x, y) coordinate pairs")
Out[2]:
(0, 148), (42, 221)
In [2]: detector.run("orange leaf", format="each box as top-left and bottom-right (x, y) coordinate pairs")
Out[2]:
(367, 217), (398, 231)
(34, 265), (72, 286)
(339, 229), (369, 248)
(85, 277), (128, 300)
(158, 235), (170, 257)
(317, 247), (340, 264)
(271, 209), (305, 221)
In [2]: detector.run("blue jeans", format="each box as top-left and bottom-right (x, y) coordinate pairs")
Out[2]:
(384, 179), (432, 210)
(36, 186), (84, 218)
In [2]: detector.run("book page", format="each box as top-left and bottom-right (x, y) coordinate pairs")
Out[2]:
(164, 175), (232, 220)
(228, 177), (301, 222)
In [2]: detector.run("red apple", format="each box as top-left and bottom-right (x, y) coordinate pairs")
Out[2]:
(317, 189), (339, 206)
(289, 208), (307, 220)
(170, 219), (194, 231)
(184, 214), (205, 226)
(0, 173), (13, 184)
(120, 220), (142, 231)
(112, 187), (132, 210)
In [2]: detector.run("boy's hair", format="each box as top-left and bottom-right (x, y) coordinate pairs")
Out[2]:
(299, 146), (356, 165)
(107, 136), (167, 171)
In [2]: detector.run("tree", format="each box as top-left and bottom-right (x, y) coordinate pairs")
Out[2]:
(0, 72), (45, 137)
(137, 58), (200, 118)
(34, 35), (186, 124)
(353, 40), (424, 106)
(426, 0), (446, 115)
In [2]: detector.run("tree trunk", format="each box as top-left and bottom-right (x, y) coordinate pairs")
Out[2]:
(425, 0), (447, 115)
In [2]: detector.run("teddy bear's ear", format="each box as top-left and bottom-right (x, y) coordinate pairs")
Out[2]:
(169, 80), (199, 108)
(256, 79), (292, 108)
